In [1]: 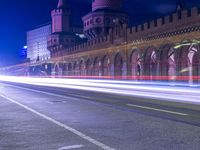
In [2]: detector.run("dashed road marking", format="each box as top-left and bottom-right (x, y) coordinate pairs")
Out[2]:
(127, 104), (188, 116)
(46, 101), (54, 104)
(67, 94), (91, 100)
(0, 94), (115, 150)
(58, 144), (84, 150)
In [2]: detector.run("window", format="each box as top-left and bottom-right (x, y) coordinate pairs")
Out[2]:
(96, 18), (101, 24)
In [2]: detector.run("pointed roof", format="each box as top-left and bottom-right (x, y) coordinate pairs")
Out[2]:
(92, 0), (122, 11)
(176, 0), (184, 11)
(57, 0), (68, 9)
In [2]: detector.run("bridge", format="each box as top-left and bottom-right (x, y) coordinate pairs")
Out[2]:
(1, 7), (200, 83)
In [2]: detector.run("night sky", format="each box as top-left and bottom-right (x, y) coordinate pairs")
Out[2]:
(0, 0), (199, 67)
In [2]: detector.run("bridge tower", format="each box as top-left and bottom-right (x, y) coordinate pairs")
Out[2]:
(82, 0), (129, 40)
(47, 0), (76, 56)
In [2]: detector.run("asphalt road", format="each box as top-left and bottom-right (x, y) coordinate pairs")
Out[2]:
(0, 82), (200, 150)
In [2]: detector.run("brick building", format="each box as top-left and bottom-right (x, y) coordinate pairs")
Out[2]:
(16, 0), (200, 83)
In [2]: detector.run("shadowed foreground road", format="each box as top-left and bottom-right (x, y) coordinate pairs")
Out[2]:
(0, 82), (200, 150)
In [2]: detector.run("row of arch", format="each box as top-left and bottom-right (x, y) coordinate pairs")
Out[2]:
(35, 40), (200, 82)
(55, 55), (112, 77)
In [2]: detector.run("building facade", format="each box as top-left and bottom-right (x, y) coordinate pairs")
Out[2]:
(27, 24), (52, 63)
(3, 0), (200, 83)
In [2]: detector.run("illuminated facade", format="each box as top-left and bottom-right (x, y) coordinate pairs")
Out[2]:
(3, 0), (200, 83)
(44, 0), (200, 83)
(27, 24), (52, 63)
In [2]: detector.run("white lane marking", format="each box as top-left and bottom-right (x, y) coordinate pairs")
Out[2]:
(127, 104), (188, 116)
(67, 94), (91, 99)
(58, 144), (84, 150)
(0, 94), (115, 150)
(2, 83), (91, 102)
(46, 101), (54, 104)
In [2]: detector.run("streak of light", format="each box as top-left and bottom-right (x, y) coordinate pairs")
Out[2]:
(0, 76), (200, 105)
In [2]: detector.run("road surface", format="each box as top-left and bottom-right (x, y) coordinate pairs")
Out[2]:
(0, 81), (200, 150)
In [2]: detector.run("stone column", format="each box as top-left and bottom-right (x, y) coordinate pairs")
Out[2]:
(99, 61), (102, 77)
(188, 63), (193, 85)
(122, 62), (127, 79)
(156, 62), (160, 81)
(110, 63), (114, 78)
(140, 63), (144, 80)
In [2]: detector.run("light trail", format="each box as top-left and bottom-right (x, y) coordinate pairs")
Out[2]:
(0, 76), (200, 105)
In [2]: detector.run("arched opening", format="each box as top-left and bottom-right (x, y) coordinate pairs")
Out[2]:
(55, 65), (59, 76)
(144, 47), (157, 80)
(114, 53), (123, 78)
(159, 45), (178, 81)
(68, 63), (72, 76)
(29, 66), (36, 76)
(192, 51), (199, 82)
(79, 60), (85, 76)
(177, 45), (190, 80)
(175, 41), (200, 83)
(137, 64), (141, 76)
(158, 45), (170, 78)
(44, 64), (52, 76)
(94, 57), (100, 77)
(168, 48), (176, 81)
(62, 64), (67, 76)
(150, 51), (157, 79)
(130, 50), (142, 80)
(102, 55), (110, 77)
(86, 59), (93, 76)
(188, 44), (199, 83)
(37, 64), (47, 76)
(73, 62), (79, 76)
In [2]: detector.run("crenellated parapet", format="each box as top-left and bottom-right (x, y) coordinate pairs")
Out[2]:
(127, 7), (200, 42)
(51, 8), (71, 33)
(51, 35), (111, 57)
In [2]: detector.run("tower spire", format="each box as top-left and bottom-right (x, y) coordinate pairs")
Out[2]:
(57, 0), (68, 9)
(176, 0), (184, 11)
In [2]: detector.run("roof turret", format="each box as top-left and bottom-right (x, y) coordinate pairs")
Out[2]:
(57, 0), (68, 9)
(92, 0), (122, 11)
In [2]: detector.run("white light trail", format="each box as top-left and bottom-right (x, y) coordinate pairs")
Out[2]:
(0, 76), (200, 105)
